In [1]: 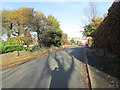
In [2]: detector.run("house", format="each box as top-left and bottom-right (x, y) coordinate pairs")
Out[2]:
(69, 36), (88, 45)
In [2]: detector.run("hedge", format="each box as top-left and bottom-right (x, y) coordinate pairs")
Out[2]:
(0, 45), (25, 53)
(96, 1), (120, 56)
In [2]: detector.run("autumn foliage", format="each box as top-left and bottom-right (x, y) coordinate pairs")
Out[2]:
(96, 1), (120, 56)
(2, 8), (63, 48)
(62, 33), (68, 45)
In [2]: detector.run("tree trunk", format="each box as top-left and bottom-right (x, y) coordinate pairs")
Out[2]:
(103, 50), (106, 56)
(7, 33), (11, 38)
(37, 31), (41, 46)
(10, 23), (13, 30)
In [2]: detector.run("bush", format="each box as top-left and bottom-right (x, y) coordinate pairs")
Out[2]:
(50, 45), (55, 49)
(96, 1), (120, 56)
(25, 46), (43, 52)
(1, 45), (25, 53)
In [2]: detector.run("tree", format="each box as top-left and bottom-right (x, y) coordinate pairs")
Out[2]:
(70, 39), (75, 44)
(2, 8), (63, 48)
(81, 2), (101, 43)
(62, 33), (68, 45)
(42, 15), (63, 47)
(2, 8), (34, 37)
(2, 10), (16, 37)
(13, 8), (34, 37)
(84, 2), (98, 23)
(32, 11), (46, 47)
(83, 17), (104, 38)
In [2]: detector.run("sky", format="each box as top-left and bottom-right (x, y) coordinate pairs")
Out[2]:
(2, 1), (114, 38)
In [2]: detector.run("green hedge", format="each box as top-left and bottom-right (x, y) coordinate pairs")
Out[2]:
(0, 45), (25, 53)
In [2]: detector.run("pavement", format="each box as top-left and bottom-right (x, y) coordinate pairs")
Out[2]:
(1, 46), (119, 88)
(84, 47), (119, 88)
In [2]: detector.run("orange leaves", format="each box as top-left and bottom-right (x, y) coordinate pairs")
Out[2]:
(14, 8), (34, 24)
(62, 33), (68, 45)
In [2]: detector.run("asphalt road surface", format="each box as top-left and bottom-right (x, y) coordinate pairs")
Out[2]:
(2, 46), (88, 88)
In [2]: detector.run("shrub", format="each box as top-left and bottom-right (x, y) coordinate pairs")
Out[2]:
(25, 46), (43, 52)
(96, 1), (120, 56)
(1, 45), (25, 53)
(50, 45), (55, 49)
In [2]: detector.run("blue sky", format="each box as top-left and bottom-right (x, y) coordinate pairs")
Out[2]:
(2, 1), (113, 38)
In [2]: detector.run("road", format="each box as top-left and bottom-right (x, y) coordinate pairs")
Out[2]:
(2, 46), (89, 88)
(2, 46), (119, 88)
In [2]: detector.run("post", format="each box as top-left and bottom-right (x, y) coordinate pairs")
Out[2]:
(18, 42), (20, 56)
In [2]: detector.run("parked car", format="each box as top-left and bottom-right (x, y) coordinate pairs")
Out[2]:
(79, 43), (83, 46)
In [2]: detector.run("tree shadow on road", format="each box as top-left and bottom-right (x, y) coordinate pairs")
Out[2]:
(46, 52), (75, 88)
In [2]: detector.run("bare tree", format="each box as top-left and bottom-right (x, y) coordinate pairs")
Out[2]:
(84, 2), (98, 23)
